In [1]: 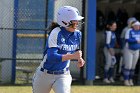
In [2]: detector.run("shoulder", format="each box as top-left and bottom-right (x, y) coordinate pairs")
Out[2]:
(122, 27), (129, 32)
(121, 27), (129, 36)
(125, 29), (133, 37)
(74, 30), (82, 37)
(48, 27), (61, 47)
(48, 27), (62, 42)
(129, 29), (134, 34)
(75, 30), (81, 34)
(105, 31), (112, 35)
(49, 27), (61, 36)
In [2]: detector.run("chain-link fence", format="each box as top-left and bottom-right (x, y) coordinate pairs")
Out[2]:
(0, 0), (84, 85)
(0, 0), (48, 84)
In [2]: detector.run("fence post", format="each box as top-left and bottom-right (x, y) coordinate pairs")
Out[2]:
(85, 0), (96, 85)
(0, 0), (15, 83)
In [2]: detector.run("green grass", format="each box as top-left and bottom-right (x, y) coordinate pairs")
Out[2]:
(0, 85), (140, 93)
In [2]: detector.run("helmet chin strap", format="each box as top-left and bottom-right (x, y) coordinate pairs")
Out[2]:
(62, 21), (72, 28)
(68, 24), (75, 29)
(62, 21), (82, 29)
(68, 21), (78, 29)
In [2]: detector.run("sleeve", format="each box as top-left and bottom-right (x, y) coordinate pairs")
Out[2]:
(47, 47), (62, 62)
(47, 27), (62, 62)
(48, 27), (61, 48)
(106, 31), (112, 49)
(125, 29), (130, 40)
(120, 28), (128, 49)
(126, 38), (137, 44)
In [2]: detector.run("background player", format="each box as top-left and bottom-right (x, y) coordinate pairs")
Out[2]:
(32, 6), (85, 93)
(123, 21), (140, 86)
(120, 17), (137, 47)
(103, 20), (117, 83)
(119, 17), (137, 80)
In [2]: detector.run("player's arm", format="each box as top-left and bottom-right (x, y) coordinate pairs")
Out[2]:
(125, 30), (137, 44)
(62, 50), (82, 61)
(106, 31), (115, 56)
(75, 31), (85, 67)
(126, 38), (137, 43)
(47, 47), (82, 62)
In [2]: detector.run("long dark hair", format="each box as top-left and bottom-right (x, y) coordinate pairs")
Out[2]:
(105, 20), (116, 31)
(47, 22), (60, 34)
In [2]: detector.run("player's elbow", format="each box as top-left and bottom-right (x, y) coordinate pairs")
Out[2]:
(47, 52), (62, 62)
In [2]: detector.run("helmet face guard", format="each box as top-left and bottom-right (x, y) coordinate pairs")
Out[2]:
(57, 6), (84, 27)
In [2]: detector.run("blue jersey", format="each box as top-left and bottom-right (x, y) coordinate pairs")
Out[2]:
(41, 27), (81, 71)
(125, 29), (140, 50)
(104, 31), (116, 49)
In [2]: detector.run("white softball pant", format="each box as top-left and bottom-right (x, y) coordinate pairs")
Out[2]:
(123, 48), (139, 70)
(103, 47), (114, 70)
(32, 67), (72, 93)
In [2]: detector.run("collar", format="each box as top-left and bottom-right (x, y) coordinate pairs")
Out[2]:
(61, 27), (74, 36)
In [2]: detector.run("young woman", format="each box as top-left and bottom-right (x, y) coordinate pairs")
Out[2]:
(119, 17), (137, 81)
(103, 20), (117, 83)
(123, 21), (140, 86)
(32, 6), (85, 93)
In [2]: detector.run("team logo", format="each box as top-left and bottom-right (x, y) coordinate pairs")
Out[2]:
(131, 32), (135, 35)
(61, 38), (65, 43)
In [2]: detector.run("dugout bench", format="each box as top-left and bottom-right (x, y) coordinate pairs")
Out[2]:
(16, 67), (33, 83)
(0, 57), (41, 84)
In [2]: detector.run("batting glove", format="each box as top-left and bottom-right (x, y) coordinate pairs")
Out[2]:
(111, 56), (116, 66)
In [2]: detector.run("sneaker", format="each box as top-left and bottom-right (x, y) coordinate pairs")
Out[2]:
(103, 79), (111, 83)
(109, 78), (115, 83)
(124, 80), (130, 86)
(129, 79), (134, 86)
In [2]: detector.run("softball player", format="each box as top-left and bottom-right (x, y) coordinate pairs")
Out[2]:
(119, 17), (137, 80)
(103, 20), (117, 83)
(120, 17), (137, 49)
(32, 6), (85, 93)
(123, 21), (140, 86)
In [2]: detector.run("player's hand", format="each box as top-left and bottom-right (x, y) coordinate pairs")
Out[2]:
(73, 50), (82, 60)
(77, 58), (85, 68)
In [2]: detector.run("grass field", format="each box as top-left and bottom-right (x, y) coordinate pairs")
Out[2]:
(0, 85), (140, 93)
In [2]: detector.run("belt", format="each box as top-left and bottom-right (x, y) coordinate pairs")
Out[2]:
(40, 68), (69, 75)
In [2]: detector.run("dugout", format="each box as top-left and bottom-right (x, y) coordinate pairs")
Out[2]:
(96, 0), (140, 85)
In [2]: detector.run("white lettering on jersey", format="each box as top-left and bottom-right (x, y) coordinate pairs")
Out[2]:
(133, 34), (140, 41)
(60, 44), (78, 51)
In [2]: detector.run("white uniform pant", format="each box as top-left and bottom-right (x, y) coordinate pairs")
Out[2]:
(32, 67), (72, 93)
(103, 47), (113, 70)
(124, 48), (139, 70)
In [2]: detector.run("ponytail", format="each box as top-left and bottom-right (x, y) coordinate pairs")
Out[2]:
(47, 22), (60, 34)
